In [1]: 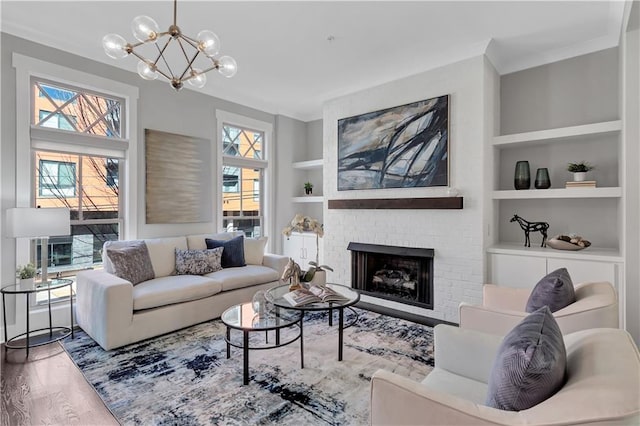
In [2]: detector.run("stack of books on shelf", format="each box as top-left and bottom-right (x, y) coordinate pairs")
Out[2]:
(565, 180), (596, 188)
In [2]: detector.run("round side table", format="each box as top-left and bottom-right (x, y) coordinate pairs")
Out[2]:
(1, 278), (74, 357)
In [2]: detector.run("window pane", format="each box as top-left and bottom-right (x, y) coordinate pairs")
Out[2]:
(33, 80), (123, 138)
(38, 158), (77, 198)
(223, 166), (240, 193)
(223, 217), (262, 238)
(222, 124), (263, 160)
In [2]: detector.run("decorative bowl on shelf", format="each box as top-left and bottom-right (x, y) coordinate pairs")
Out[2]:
(546, 234), (591, 251)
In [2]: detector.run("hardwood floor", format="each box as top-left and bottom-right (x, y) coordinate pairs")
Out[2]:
(1, 341), (117, 426)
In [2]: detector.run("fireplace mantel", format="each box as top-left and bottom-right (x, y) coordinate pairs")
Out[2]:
(328, 197), (463, 210)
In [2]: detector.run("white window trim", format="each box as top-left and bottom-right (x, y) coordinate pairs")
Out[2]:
(12, 53), (139, 270)
(216, 110), (274, 250)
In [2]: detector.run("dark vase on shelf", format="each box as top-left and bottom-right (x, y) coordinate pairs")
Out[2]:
(534, 168), (551, 189)
(514, 161), (531, 190)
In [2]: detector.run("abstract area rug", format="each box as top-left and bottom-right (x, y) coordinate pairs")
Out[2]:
(61, 308), (434, 425)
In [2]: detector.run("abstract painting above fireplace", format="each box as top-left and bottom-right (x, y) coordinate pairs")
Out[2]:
(348, 242), (434, 310)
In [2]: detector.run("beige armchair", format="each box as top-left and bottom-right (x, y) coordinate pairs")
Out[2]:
(459, 281), (618, 335)
(370, 325), (639, 426)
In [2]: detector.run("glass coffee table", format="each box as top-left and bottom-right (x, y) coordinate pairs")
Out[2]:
(266, 283), (360, 361)
(221, 302), (302, 385)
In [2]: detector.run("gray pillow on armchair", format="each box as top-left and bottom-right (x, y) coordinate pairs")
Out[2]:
(525, 267), (575, 313)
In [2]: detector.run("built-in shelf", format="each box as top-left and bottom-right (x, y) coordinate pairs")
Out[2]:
(492, 187), (622, 200)
(292, 196), (323, 203)
(487, 243), (623, 262)
(492, 120), (622, 148)
(292, 159), (323, 170)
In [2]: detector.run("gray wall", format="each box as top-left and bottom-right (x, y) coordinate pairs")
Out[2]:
(0, 33), (308, 327)
(498, 48), (621, 247)
(500, 47), (619, 134)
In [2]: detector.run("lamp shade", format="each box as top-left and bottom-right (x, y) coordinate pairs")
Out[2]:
(6, 208), (71, 238)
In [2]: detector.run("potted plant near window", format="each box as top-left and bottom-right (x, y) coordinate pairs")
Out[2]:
(567, 161), (594, 182)
(304, 182), (313, 195)
(16, 263), (37, 290)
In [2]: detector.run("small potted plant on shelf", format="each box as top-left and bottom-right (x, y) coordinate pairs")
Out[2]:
(304, 182), (313, 195)
(16, 263), (37, 289)
(567, 161), (594, 182)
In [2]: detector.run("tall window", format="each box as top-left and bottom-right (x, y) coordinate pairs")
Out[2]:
(30, 78), (125, 288)
(221, 123), (266, 237)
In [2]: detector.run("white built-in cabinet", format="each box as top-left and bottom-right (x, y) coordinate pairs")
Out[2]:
(282, 231), (322, 269)
(487, 119), (626, 328)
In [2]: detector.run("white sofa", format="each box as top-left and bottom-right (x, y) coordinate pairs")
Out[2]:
(76, 233), (288, 350)
(370, 325), (640, 425)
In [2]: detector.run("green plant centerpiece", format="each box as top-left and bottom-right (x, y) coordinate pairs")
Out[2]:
(282, 214), (332, 285)
(17, 263), (37, 279)
(567, 161), (594, 173)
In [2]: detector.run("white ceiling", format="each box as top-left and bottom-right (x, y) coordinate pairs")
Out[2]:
(1, 1), (627, 121)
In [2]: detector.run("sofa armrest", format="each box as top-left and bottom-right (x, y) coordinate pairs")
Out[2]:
(482, 284), (530, 311)
(262, 253), (288, 277)
(459, 302), (527, 336)
(371, 369), (513, 425)
(434, 325), (503, 383)
(76, 269), (134, 350)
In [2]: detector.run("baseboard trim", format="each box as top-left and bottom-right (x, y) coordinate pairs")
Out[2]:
(356, 301), (458, 328)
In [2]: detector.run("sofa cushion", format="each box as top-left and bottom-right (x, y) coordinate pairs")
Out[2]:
(106, 242), (155, 285)
(186, 231), (243, 250)
(244, 237), (268, 265)
(132, 275), (223, 311)
(205, 265), (279, 291)
(175, 248), (223, 275)
(485, 306), (567, 411)
(526, 267), (575, 313)
(103, 239), (144, 274)
(206, 235), (246, 268)
(143, 236), (188, 278)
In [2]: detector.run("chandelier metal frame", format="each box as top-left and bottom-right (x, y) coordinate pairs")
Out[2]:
(102, 0), (237, 90)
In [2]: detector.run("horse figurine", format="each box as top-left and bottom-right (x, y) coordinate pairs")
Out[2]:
(281, 258), (302, 291)
(510, 214), (549, 247)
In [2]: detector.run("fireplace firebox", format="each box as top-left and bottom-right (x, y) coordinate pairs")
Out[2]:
(348, 242), (434, 309)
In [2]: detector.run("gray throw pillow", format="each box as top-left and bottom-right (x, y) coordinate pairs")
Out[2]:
(106, 242), (155, 285)
(525, 267), (575, 313)
(485, 306), (567, 411)
(205, 235), (246, 268)
(175, 248), (223, 275)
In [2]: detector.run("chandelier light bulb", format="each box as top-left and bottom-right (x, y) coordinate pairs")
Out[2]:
(137, 61), (158, 80)
(197, 30), (221, 57)
(217, 56), (238, 78)
(131, 15), (160, 43)
(187, 69), (207, 88)
(102, 34), (128, 59)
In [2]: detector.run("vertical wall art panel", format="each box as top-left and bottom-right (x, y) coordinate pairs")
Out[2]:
(337, 95), (449, 190)
(145, 129), (212, 224)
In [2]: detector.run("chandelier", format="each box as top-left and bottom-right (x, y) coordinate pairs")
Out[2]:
(102, 0), (237, 91)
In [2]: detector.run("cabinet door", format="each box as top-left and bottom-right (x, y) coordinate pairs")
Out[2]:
(546, 258), (617, 287)
(488, 254), (547, 288)
(283, 234), (305, 266)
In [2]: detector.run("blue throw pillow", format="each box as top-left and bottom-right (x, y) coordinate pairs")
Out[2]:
(525, 267), (575, 313)
(485, 306), (567, 411)
(205, 235), (246, 268)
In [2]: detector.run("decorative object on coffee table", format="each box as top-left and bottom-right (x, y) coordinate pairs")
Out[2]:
(534, 167), (551, 189)
(301, 261), (334, 286)
(567, 161), (594, 182)
(281, 258), (303, 291)
(510, 214), (550, 247)
(514, 160), (531, 190)
(304, 182), (313, 195)
(547, 234), (591, 251)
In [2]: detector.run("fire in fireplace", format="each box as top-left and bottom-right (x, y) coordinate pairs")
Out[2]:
(348, 242), (434, 309)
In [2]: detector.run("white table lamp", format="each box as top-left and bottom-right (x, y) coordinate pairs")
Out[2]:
(6, 207), (71, 284)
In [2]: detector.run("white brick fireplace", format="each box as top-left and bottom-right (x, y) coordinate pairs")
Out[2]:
(321, 55), (496, 323)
